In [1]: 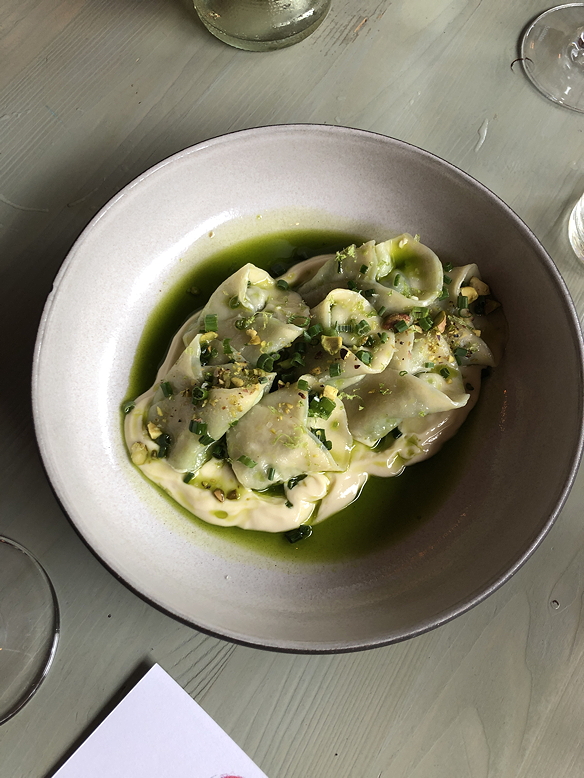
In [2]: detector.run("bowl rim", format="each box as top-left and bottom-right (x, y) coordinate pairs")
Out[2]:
(32, 123), (584, 653)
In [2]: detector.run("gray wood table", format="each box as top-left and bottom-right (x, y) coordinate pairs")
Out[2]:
(2, 1), (584, 776)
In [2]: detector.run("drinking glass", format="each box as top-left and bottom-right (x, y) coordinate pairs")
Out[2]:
(193, 0), (332, 51)
(569, 193), (584, 259)
(520, 4), (584, 112)
(0, 537), (59, 724)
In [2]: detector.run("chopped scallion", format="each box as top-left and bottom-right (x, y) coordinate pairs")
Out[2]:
(443, 262), (453, 272)
(284, 525), (312, 543)
(360, 264), (368, 274)
(438, 287), (449, 300)
(183, 472), (195, 484)
(307, 323), (323, 338)
(223, 338), (233, 355)
(443, 274), (452, 285)
(439, 367), (451, 379)
(356, 350), (372, 365)
(192, 386), (209, 403)
(276, 279), (289, 291)
(228, 295), (240, 308)
(457, 294), (468, 309)
(238, 455), (257, 468)
(377, 306), (388, 317)
(424, 361), (435, 368)
(189, 420), (207, 435)
(418, 317), (433, 331)
(394, 320), (409, 333)
(399, 370), (408, 376)
(297, 379), (310, 391)
(160, 381), (173, 398)
(267, 467), (276, 480)
(362, 288), (375, 298)
(329, 362), (342, 377)
(392, 428), (403, 439)
(356, 319), (371, 336)
(204, 314), (218, 332)
(199, 433), (215, 446)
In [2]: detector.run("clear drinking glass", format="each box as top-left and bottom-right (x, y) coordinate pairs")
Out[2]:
(520, 4), (584, 112)
(569, 193), (584, 259)
(0, 537), (59, 724)
(193, 0), (332, 51)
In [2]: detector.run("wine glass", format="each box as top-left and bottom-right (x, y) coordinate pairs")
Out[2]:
(192, 0), (332, 51)
(520, 4), (584, 112)
(0, 537), (59, 725)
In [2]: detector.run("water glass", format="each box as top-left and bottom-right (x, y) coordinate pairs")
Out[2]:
(193, 0), (332, 51)
(569, 193), (584, 260)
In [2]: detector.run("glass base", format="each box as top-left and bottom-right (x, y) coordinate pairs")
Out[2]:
(194, 0), (331, 51)
(521, 4), (584, 112)
(0, 538), (59, 724)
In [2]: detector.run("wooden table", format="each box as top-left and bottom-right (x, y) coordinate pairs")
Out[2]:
(2, 2), (584, 776)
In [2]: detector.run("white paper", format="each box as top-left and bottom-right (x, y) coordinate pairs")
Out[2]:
(53, 664), (269, 778)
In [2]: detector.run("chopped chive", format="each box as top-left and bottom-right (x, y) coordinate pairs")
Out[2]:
(312, 428), (326, 443)
(238, 455), (257, 468)
(257, 353), (274, 371)
(454, 347), (471, 365)
(438, 287), (449, 300)
(228, 295), (240, 308)
(394, 273), (402, 285)
(223, 338), (233, 355)
(292, 315), (310, 327)
(160, 381), (173, 398)
(394, 320), (409, 333)
(319, 397), (336, 415)
(212, 441), (227, 459)
(457, 294), (468, 309)
(360, 264), (368, 274)
(267, 467), (276, 480)
(276, 279), (289, 291)
(324, 440), (333, 450)
(337, 323), (355, 333)
(329, 362), (342, 377)
(443, 274), (452, 285)
(392, 428), (403, 439)
(378, 332), (389, 343)
(204, 314), (218, 332)
(443, 262), (453, 271)
(290, 352), (305, 367)
(285, 500), (294, 509)
(418, 317), (433, 331)
(122, 400), (135, 414)
(183, 472), (195, 484)
(297, 379), (310, 391)
(189, 420), (207, 435)
(399, 370), (408, 376)
(440, 367), (451, 379)
(287, 474), (307, 489)
(347, 280), (359, 292)
(362, 289), (375, 298)
(271, 261), (287, 277)
(198, 433), (215, 446)
(356, 350), (372, 365)
(377, 306), (388, 317)
(285, 525), (313, 543)
(424, 361), (435, 368)
(192, 386), (209, 403)
(356, 319), (371, 336)
(308, 396), (336, 419)
(307, 323), (323, 338)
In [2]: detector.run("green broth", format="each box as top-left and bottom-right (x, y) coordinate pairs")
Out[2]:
(125, 230), (470, 564)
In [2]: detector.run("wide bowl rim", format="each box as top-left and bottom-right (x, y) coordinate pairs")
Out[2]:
(32, 123), (584, 653)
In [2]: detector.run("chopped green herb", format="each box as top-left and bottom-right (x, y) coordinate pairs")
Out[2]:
(443, 274), (452, 285)
(267, 467), (276, 480)
(377, 306), (388, 317)
(284, 500), (294, 509)
(189, 420), (207, 435)
(356, 350), (372, 365)
(337, 323), (355, 333)
(223, 338), (233, 355)
(308, 396), (336, 419)
(160, 381), (173, 399)
(356, 319), (371, 336)
(198, 433), (215, 446)
(183, 472), (195, 484)
(204, 314), (218, 332)
(290, 352), (305, 367)
(360, 264), (368, 274)
(238, 455), (257, 468)
(418, 317), (433, 331)
(287, 474), (307, 489)
(394, 320), (409, 333)
(257, 353), (274, 371)
(392, 428), (403, 439)
(228, 295), (240, 308)
(212, 440), (227, 459)
(347, 280), (359, 292)
(324, 440), (333, 450)
(291, 315), (310, 328)
(457, 294), (468, 310)
(297, 379), (310, 392)
(285, 525), (313, 543)
(454, 347), (471, 365)
(443, 262), (453, 272)
(329, 362), (342, 377)
(440, 367), (451, 379)
(362, 289), (375, 298)
(307, 323), (323, 338)
(438, 287), (449, 300)
(234, 316), (253, 330)
(424, 361), (435, 368)
(192, 386), (209, 403)
(276, 279), (290, 291)
(122, 400), (135, 414)
(378, 332), (389, 343)
(399, 370), (407, 376)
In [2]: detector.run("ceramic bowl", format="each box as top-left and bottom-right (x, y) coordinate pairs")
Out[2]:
(33, 126), (584, 652)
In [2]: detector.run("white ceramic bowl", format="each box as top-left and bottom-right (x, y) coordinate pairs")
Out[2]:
(33, 126), (584, 652)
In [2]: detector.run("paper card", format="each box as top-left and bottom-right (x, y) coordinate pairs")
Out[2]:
(53, 663), (269, 778)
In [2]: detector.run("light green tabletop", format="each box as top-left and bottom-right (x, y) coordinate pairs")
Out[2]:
(2, 1), (584, 776)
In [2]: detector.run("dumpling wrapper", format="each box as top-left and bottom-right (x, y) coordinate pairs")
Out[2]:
(341, 367), (469, 446)
(183, 263), (309, 365)
(227, 383), (338, 490)
(148, 361), (275, 473)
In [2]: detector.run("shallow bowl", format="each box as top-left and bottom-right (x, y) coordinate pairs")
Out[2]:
(33, 125), (584, 652)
